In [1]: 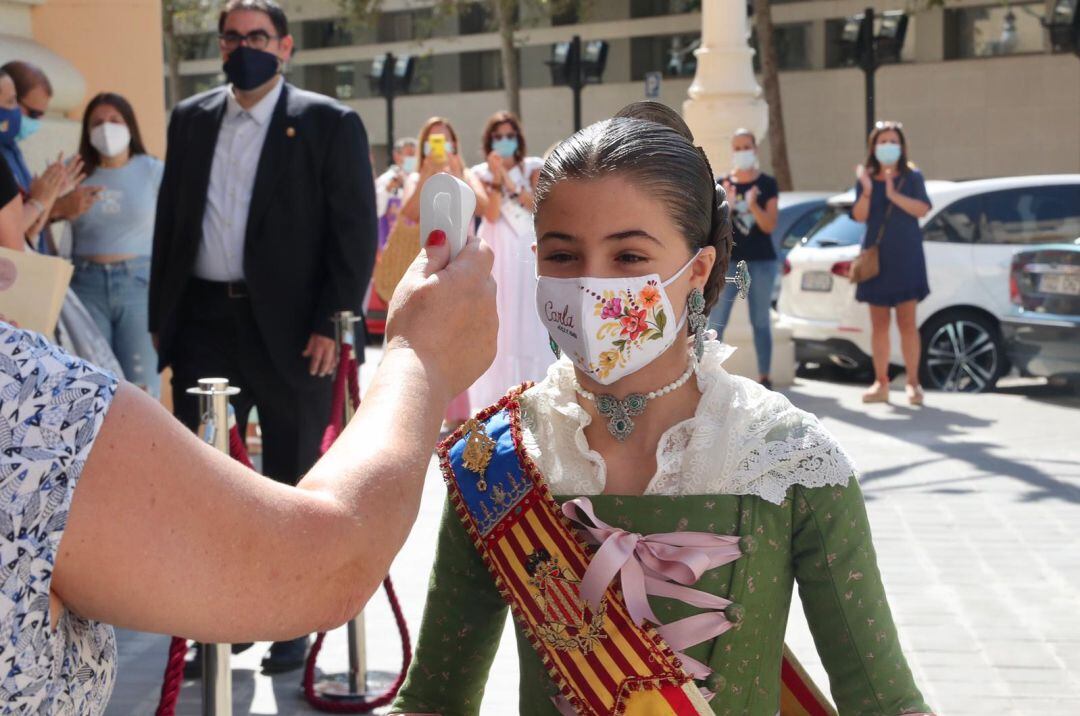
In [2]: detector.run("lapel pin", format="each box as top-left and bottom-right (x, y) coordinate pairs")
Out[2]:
(286, 126), (296, 138)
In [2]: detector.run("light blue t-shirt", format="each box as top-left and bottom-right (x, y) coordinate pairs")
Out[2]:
(71, 154), (164, 257)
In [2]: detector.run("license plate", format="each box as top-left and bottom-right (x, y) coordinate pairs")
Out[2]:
(1040, 273), (1080, 296)
(801, 271), (833, 292)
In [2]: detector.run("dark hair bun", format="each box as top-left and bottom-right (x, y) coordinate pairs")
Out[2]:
(615, 101), (696, 144)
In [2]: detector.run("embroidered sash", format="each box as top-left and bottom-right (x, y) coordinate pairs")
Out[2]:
(439, 388), (837, 716)
(440, 392), (712, 716)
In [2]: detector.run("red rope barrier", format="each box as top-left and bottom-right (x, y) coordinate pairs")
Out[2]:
(155, 636), (188, 716)
(156, 423), (254, 715)
(158, 339), (412, 715)
(303, 341), (413, 712)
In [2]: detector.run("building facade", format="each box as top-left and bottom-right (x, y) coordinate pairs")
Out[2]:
(1, 0), (167, 172)
(169, 0), (1080, 191)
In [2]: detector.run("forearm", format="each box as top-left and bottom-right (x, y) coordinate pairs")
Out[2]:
(401, 189), (421, 222)
(483, 184), (502, 222)
(852, 194), (870, 222)
(0, 198), (24, 250)
(518, 189), (535, 213)
(298, 346), (450, 613)
(888, 192), (930, 219)
(21, 199), (46, 235)
(749, 201), (775, 233)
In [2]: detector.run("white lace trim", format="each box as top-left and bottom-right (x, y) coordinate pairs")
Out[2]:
(517, 340), (855, 503)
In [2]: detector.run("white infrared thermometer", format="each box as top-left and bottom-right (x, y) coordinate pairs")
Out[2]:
(420, 173), (476, 261)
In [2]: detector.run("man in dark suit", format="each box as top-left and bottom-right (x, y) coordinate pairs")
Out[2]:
(149, 0), (376, 673)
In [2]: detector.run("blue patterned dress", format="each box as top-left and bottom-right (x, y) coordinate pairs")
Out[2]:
(0, 324), (118, 714)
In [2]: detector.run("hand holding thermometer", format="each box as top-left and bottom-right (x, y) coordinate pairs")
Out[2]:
(420, 173), (476, 261)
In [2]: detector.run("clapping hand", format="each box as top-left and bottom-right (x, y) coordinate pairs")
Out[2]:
(746, 185), (760, 206)
(856, 164), (873, 194)
(59, 154), (87, 195)
(29, 162), (65, 207)
(486, 150), (503, 181)
(720, 179), (737, 205)
(882, 168), (897, 200)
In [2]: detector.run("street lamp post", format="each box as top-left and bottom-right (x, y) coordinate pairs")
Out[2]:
(370, 54), (415, 166)
(548, 35), (608, 132)
(1046, 0), (1080, 57)
(838, 8), (908, 138)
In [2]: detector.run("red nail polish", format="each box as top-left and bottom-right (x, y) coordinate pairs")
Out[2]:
(427, 229), (446, 247)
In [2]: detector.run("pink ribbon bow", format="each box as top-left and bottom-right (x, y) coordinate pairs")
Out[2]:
(562, 497), (744, 681)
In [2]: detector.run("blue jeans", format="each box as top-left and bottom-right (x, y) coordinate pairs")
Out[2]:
(70, 256), (160, 397)
(709, 259), (779, 377)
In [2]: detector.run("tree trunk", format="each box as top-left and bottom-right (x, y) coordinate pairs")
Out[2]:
(752, 0), (794, 191)
(164, 12), (183, 110)
(493, 0), (521, 118)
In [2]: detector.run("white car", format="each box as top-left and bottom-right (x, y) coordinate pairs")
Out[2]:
(778, 175), (1080, 392)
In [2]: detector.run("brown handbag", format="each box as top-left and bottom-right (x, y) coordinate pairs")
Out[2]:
(850, 176), (904, 284)
(373, 219), (421, 302)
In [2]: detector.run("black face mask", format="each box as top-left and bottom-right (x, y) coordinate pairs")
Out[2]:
(223, 46), (280, 91)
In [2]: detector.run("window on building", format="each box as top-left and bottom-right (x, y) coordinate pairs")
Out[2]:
(751, 23), (812, 71)
(298, 19), (363, 49)
(460, 49), (508, 92)
(458, 2), (490, 34)
(177, 73), (223, 101)
(630, 33), (701, 80)
(410, 55), (436, 95)
(944, 2), (1048, 59)
(178, 32), (218, 61)
(377, 8), (437, 43)
(630, 0), (700, 18)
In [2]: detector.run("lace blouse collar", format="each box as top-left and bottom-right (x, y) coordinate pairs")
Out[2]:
(517, 339), (854, 503)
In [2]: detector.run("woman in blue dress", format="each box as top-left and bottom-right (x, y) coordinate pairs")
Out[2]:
(852, 121), (931, 405)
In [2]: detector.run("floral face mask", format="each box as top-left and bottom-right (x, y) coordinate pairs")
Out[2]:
(535, 252), (699, 385)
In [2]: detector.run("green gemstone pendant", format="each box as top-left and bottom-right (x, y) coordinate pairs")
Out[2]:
(595, 392), (648, 441)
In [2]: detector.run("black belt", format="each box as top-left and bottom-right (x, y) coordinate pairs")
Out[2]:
(189, 277), (250, 299)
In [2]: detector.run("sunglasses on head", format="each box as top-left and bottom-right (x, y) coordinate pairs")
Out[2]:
(874, 120), (903, 130)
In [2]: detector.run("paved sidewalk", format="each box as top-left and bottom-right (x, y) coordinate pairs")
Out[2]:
(106, 371), (1080, 715)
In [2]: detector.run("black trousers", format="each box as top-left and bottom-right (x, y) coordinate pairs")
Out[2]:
(170, 279), (334, 485)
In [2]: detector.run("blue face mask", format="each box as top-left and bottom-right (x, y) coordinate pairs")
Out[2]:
(492, 137), (518, 158)
(16, 114), (40, 142)
(401, 155), (418, 173)
(0, 106), (20, 145)
(874, 142), (902, 166)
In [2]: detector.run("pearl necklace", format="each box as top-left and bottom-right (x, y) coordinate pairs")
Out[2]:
(573, 351), (698, 442)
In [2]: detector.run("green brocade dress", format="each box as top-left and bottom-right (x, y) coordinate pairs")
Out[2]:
(392, 342), (933, 716)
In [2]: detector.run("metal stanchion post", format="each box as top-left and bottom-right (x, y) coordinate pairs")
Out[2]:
(187, 378), (240, 716)
(314, 311), (369, 701)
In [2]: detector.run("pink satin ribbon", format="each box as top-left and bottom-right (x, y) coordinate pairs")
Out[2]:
(562, 497), (743, 681)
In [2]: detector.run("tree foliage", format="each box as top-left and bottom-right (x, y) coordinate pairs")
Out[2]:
(162, 0), (217, 109)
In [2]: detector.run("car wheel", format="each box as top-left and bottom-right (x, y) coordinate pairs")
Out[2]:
(919, 310), (1004, 393)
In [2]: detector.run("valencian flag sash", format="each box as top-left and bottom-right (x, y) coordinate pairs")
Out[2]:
(439, 389), (835, 716)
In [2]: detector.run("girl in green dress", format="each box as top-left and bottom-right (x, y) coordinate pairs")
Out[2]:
(391, 103), (934, 716)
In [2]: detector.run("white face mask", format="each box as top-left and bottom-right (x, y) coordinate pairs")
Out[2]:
(535, 251), (699, 385)
(733, 149), (756, 170)
(89, 122), (131, 159)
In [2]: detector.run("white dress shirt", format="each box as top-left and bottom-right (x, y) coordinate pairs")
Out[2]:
(193, 78), (284, 281)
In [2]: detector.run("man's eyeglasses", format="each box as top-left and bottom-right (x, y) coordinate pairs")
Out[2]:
(19, 102), (44, 120)
(219, 30), (279, 51)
